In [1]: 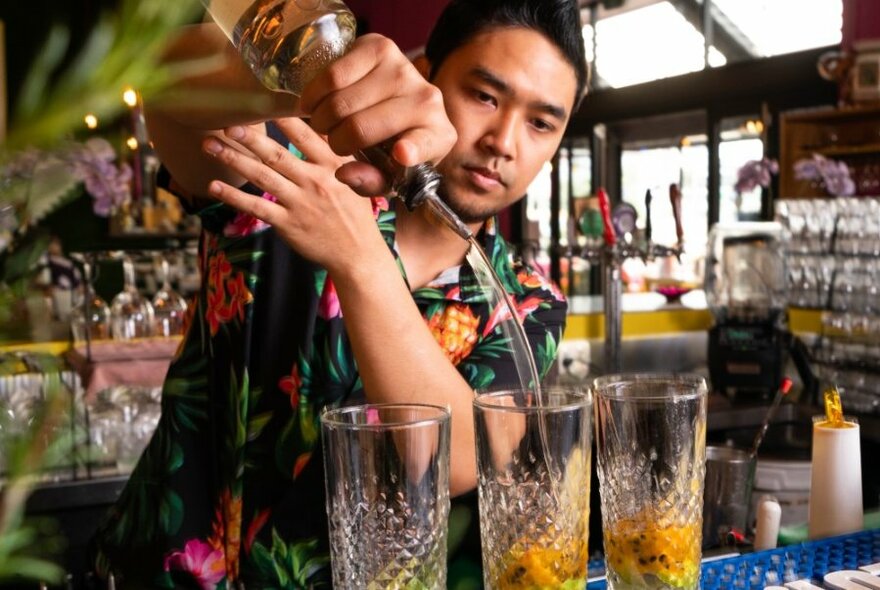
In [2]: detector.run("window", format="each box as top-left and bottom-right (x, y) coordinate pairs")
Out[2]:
(619, 142), (708, 288)
(526, 145), (592, 252)
(586, 2), (726, 89)
(621, 143), (709, 255)
(713, 0), (843, 58)
(583, 0), (842, 89)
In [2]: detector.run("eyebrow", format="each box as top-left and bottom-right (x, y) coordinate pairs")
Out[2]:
(469, 66), (568, 121)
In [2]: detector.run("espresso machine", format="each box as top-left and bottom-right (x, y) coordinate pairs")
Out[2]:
(704, 222), (788, 400)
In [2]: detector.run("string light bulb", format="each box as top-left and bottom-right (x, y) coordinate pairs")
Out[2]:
(123, 88), (138, 107)
(84, 114), (98, 129)
(745, 120), (764, 135)
(126, 136), (139, 150)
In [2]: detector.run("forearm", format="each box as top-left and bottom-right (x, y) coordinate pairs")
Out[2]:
(329, 250), (478, 496)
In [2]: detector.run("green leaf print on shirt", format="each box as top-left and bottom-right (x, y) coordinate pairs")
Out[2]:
(250, 532), (330, 589)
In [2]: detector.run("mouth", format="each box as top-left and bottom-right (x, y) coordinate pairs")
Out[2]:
(463, 165), (505, 191)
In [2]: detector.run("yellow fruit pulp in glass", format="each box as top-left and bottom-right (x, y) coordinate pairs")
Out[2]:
(495, 536), (588, 590)
(604, 518), (700, 588)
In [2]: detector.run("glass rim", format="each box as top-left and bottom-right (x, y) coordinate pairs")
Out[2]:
(473, 387), (592, 413)
(592, 372), (707, 402)
(320, 402), (450, 430)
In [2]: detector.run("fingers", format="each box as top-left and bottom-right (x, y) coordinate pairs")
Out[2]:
(391, 126), (457, 168)
(207, 180), (286, 227)
(216, 125), (304, 180)
(271, 117), (344, 166)
(203, 135), (299, 203)
(313, 88), (451, 160)
(300, 34), (456, 166)
(300, 34), (393, 115)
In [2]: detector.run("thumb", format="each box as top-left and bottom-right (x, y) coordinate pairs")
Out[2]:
(335, 161), (390, 196)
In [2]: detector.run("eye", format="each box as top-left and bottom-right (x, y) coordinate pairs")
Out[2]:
(531, 118), (555, 133)
(474, 89), (496, 106)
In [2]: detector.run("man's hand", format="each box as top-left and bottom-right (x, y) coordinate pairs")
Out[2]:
(300, 34), (457, 196)
(203, 118), (386, 274)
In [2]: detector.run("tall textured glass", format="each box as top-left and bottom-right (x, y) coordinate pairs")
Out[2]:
(321, 403), (450, 589)
(593, 374), (708, 590)
(473, 387), (592, 590)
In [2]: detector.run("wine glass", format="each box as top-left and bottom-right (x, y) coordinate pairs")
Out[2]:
(151, 255), (188, 337)
(70, 257), (111, 344)
(110, 255), (154, 340)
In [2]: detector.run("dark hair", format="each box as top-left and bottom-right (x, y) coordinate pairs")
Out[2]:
(424, 0), (588, 109)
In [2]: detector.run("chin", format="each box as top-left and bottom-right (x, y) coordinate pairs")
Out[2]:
(447, 201), (498, 224)
(440, 186), (503, 224)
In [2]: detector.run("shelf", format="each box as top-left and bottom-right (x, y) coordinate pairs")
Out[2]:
(814, 143), (880, 157)
(783, 104), (880, 123)
(780, 105), (880, 197)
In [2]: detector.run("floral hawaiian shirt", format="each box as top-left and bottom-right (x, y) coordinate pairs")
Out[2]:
(91, 150), (567, 589)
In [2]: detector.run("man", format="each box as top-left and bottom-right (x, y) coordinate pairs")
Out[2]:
(92, 0), (587, 586)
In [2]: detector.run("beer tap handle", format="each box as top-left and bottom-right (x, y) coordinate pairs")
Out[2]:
(643, 189), (654, 261)
(597, 187), (616, 247)
(669, 183), (683, 246)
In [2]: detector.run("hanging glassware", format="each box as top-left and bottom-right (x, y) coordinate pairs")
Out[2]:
(151, 255), (188, 337)
(110, 255), (154, 340)
(70, 257), (111, 344)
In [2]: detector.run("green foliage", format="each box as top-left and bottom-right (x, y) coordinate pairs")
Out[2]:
(250, 533), (330, 589)
(4, 0), (202, 152)
(0, 384), (83, 584)
(0, 0), (209, 583)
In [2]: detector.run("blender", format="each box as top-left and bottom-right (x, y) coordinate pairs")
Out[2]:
(704, 222), (788, 400)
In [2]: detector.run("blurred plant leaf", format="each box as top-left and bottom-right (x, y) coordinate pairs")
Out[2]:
(0, 230), (50, 285)
(4, 0), (202, 151)
(13, 26), (71, 123)
(0, 383), (80, 583)
(1, 158), (83, 223)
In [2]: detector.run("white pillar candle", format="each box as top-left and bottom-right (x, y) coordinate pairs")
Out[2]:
(808, 417), (863, 540)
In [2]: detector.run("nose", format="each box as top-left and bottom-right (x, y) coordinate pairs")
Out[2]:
(479, 110), (517, 160)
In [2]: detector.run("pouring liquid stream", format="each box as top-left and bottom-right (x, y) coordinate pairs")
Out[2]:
(465, 237), (560, 502)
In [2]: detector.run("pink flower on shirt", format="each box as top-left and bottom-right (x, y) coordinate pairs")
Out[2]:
(223, 192), (277, 237)
(482, 296), (544, 337)
(318, 277), (341, 320)
(164, 539), (225, 589)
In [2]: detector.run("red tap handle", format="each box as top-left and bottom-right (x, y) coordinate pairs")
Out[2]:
(597, 188), (616, 246)
(669, 183), (683, 245)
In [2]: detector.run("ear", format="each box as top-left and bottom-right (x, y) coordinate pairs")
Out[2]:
(412, 53), (431, 80)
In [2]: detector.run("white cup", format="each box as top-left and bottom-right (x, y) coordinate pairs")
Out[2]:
(808, 416), (863, 539)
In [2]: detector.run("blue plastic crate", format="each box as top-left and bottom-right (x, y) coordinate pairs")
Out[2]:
(587, 529), (880, 589)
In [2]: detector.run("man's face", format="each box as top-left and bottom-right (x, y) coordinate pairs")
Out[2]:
(431, 27), (578, 224)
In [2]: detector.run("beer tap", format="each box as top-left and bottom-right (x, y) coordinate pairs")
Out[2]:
(576, 185), (685, 373)
(597, 188), (623, 374)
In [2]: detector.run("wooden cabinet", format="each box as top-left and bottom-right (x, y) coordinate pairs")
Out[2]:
(779, 105), (880, 198)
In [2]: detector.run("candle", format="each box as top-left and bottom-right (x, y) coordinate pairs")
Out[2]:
(0, 20), (6, 142)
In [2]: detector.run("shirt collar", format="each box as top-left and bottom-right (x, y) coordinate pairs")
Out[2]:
(378, 209), (519, 302)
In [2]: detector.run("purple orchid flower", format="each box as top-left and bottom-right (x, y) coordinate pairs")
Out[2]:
(735, 158), (779, 194)
(793, 153), (855, 197)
